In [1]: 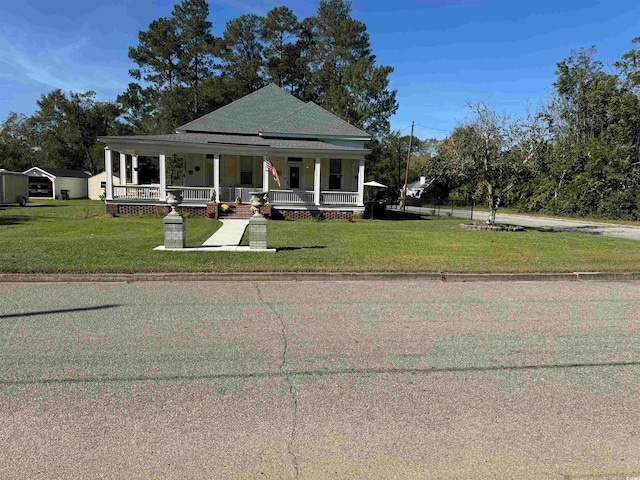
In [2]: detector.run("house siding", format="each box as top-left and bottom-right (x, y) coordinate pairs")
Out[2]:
(56, 177), (88, 199)
(88, 172), (120, 200)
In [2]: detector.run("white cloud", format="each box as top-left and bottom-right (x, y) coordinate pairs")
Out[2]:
(0, 28), (125, 94)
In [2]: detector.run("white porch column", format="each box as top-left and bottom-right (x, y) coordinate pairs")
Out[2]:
(357, 158), (365, 207)
(119, 152), (127, 185)
(104, 147), (113, 201)
(314, 157), (321, 206)
(213, 154), (220, 202)
(132, 155), (139, 185)
(159, 152), (167, 201)
(262, 154), (270, 193)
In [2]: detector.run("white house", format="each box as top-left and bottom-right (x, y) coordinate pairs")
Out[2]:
(97, 84), (372, 220)
(406, 176), (434, 199)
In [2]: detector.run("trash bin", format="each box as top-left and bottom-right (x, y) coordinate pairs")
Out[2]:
(60, 190), (70, 200)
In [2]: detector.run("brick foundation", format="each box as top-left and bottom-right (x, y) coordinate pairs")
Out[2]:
(206, 201), (219, 219)
(108, 203), (209, 218)
(106, 203), (357, 221)
(105, 203), (118, 216)
(279, 209), (354, 221)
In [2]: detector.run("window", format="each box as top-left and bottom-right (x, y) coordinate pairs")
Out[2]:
(240, 156), (253, 185)
(100, 181), (106, 189)
(329, 158), (342, 190)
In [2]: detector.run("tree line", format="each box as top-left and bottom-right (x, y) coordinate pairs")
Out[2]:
(0, 0), (397, 174)
(424, 41), (640, 222)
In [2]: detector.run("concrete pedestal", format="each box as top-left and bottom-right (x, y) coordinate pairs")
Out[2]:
(249, 215), (268, 250)
(164, 213), (186, 249)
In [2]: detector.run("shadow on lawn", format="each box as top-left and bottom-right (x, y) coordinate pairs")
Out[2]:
(379, 209), (431, 221)
(276, 246), (327, 251)
(0, 215), (31, 226)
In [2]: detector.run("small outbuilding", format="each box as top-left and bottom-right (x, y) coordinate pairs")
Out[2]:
(0, 169), (29, 205)
(88, 172), (120, 200)
(23, 167), (90, 199)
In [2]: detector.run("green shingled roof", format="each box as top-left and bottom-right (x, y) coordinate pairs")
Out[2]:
(261, 101), (368, 138)
(176, 83), (370, 139)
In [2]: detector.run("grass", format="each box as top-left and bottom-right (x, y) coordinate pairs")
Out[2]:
(1, 199), (640, 273)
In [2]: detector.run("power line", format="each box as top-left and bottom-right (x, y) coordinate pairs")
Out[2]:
(414, 123), (450, 133)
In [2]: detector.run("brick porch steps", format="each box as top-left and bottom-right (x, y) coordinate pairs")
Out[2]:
(218, 204), (254, 219)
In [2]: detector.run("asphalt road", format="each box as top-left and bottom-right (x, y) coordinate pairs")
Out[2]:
(2, 279), (640, 479)
(402, 205), (640, 241)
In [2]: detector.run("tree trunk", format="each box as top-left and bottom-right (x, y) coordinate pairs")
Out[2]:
(487, 185), (500, 225)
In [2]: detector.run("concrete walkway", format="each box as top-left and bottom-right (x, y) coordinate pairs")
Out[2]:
(154, 219), (275, 252)
(401, 205), (640, 241)
(202, 219), (249, 246)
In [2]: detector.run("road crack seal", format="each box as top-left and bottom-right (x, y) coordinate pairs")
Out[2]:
(256, 283), (300, 479)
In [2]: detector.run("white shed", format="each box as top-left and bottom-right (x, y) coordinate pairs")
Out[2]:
(23, 167), (90, 199)
(88, 171), (120, 200)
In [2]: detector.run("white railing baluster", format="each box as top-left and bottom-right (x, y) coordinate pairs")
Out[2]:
(113, 185), (160, 200)
(112, 185), (357, 206)
(320, 191), (358, 205)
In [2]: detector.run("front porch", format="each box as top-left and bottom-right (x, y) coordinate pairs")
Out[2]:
(103, 149), (366, 219)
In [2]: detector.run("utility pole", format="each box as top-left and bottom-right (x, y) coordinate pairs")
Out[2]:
(397, 135), (401, 191)
(402, 120), (414, 211)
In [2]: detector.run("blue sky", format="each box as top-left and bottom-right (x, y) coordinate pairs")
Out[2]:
(1, 0), (639, 140)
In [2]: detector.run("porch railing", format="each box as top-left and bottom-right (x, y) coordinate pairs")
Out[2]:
(112, 185), (359, 206)
(219, 187), (256, 203)
(113, 185), (160, 200)
(270, 190), (314, 204)
(176, 187), (213, 202)
(321, 191), (358, 205)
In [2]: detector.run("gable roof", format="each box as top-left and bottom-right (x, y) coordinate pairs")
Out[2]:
(24, 167), (90, 178)
(177, 83), (370, 140)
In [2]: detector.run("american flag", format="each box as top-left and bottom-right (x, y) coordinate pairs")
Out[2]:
(265, 157), (280, 186)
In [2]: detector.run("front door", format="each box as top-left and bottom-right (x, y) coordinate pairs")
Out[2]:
(289, 166), (300, 189)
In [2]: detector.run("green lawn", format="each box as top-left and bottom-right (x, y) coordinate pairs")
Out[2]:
(1, 199), (639, 273)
